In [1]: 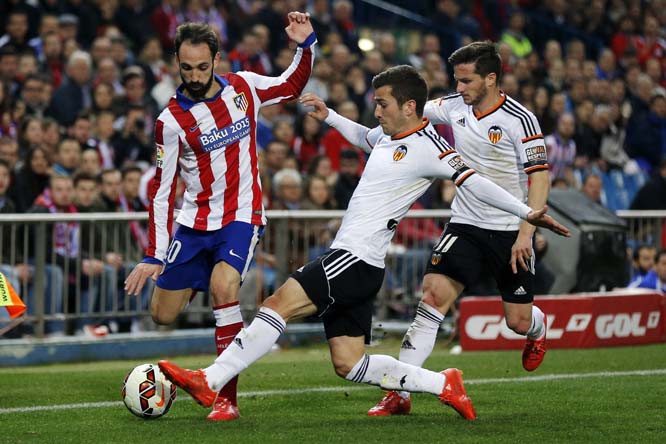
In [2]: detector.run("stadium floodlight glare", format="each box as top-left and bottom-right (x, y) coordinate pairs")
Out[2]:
(358, 38), (375, 52)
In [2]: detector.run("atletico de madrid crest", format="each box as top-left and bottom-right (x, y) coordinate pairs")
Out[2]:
(431, 253), (442, 265)
(233, 92), (248, 112)
(488, 126), (502, 144)
(393, 145), (408, 161)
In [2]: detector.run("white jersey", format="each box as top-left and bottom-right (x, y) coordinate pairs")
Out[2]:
(424, 93), (548, 230)
(324, 114), (530, 268)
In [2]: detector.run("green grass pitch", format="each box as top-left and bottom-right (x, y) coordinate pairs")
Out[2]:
(1, 340), (665, 444)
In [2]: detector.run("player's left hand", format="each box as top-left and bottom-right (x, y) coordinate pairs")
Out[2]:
(526, 205), (570, 236)
(510, 232), (535, 274)
(285, 11), (314, 44)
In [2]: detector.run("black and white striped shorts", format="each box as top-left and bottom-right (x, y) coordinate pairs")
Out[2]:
(292, 249), (384, 343)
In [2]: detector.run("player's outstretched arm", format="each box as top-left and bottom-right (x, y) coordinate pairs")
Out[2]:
(124, 262), (162, 297)
(285, 11), (314, 44)
(300, 93), (375, 152)
(525, 205), (570, 237)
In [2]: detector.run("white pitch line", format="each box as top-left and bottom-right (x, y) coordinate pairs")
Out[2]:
(1, 368), (665, 415)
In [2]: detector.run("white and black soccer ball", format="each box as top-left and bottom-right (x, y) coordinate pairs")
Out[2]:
(122, 363), (177, 418)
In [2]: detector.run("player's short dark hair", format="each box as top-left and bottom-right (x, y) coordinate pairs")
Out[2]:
(371, 65), (428, 117)
(448, 41), (502, 82)
(175, 22), (219, 58)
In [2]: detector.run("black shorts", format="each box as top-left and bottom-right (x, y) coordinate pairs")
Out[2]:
(292, 249), (385, 344)
(424, 223), (535, 303)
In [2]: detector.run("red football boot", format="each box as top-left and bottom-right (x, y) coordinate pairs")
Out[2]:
(522, 316), (547, 371)
(367, 391), (412, 417)
(207, 396), (240, 421)
(158, 360), (217, 408)
(438, 368), (476, 420)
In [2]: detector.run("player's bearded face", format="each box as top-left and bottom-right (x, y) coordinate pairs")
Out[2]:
(181, 66), (214, 100)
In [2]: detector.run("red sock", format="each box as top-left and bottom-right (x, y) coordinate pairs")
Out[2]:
(213, 302), (243, 406)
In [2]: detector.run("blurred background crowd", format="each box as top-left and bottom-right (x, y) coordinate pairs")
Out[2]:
(2, 0), (666, 336)
(1, 0), (666, 218)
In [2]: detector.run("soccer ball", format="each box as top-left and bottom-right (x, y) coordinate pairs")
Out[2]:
(122, 363), (177, 418)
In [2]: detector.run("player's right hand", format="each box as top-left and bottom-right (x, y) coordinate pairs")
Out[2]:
(299, 93), (329, 121)
(526, 205), (571, 237)
(124, 262), (162, 296)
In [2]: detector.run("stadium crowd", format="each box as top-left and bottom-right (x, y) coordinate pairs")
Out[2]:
(1, 0), (666, 336)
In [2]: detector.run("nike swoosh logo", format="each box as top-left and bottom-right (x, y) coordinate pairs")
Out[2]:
(155, 382), (166, 407)
(189, 124), (200, 132)
(229, 249), (245, 260)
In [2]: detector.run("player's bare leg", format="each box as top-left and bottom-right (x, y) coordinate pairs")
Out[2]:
(207, 261), (243, 421)
(149, 287), (194, 325)
(369, 274), (464, 416)
(160, 279), (317, 408)
(504, 301), (547, 371)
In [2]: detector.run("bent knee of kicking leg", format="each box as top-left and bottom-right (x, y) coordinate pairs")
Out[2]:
(333, 360), (355, 378)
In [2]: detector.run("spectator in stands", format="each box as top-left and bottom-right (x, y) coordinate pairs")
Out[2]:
(322, 100), (363, 171)
(68, 112), (96, 151)
(10, 146), (50, 212)
(500, 10), (533, 59)
(307, 154), (338, 189)
(629, 244), (657, 284)
(273, 119), (295, 147)
(91, 110), (117, 169)
(302, 174), (335, 210)
(0, 136), (20, 174)
(91, 81), (116, 114)
(334, 149), (360, 210)
(626, 91), (666, 172)
(150, 0), (184, 54)
(137, 36), (167, 90)
(41, 117), (61, 161)
(111, 104), (153, 169)
(228, 31), (272, 76)
(581, 173), (604, 205)
(48, 49), (92, 127)
(331, 0), (359, 52)
(52, 138), (81, 176)
(19, 115), (44, 150)
(97, 168), (122, 212)
(0, 9), (32, 54)
(629, 249), (666, 294)
(80, 149), (101, 178)
(271, 168), (304, 210)
(95, 57), (123, 95)
(265, 140), (289, 180)
(20, 73), (49, 118)
(546, 113), (577, 184)
(292, 115), (323, 173)
(630, 158), (666, 209)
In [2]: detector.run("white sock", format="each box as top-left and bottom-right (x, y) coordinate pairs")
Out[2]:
(213, 302), (243, 327)
(345, 354), (445, 396)
(204, 306), (286, 391)
(526, 305), (545, 340)
(396, 302), (443, 398)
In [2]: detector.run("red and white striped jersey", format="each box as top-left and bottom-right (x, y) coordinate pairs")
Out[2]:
(146, 34), (316, 261)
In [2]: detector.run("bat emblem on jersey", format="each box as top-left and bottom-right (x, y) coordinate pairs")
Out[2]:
(393, 145), (408, 161)
(488, 126), (503, 144)
(430, 253), (442, 265)
(234, 92), (249, 111)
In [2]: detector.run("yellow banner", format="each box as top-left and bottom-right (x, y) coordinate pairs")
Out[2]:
(0, 272), (26, 319)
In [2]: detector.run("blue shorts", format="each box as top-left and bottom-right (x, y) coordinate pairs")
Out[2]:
(156, 221), (264, 292)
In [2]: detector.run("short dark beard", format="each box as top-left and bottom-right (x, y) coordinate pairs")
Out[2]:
(181, 70), (214, 100)
(470, 83), (488, 107)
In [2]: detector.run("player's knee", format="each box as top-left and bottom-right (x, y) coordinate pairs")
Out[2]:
(150, 303), (177, 325)
(332, 359), (354, 378)
(506, 316), (531, 335)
